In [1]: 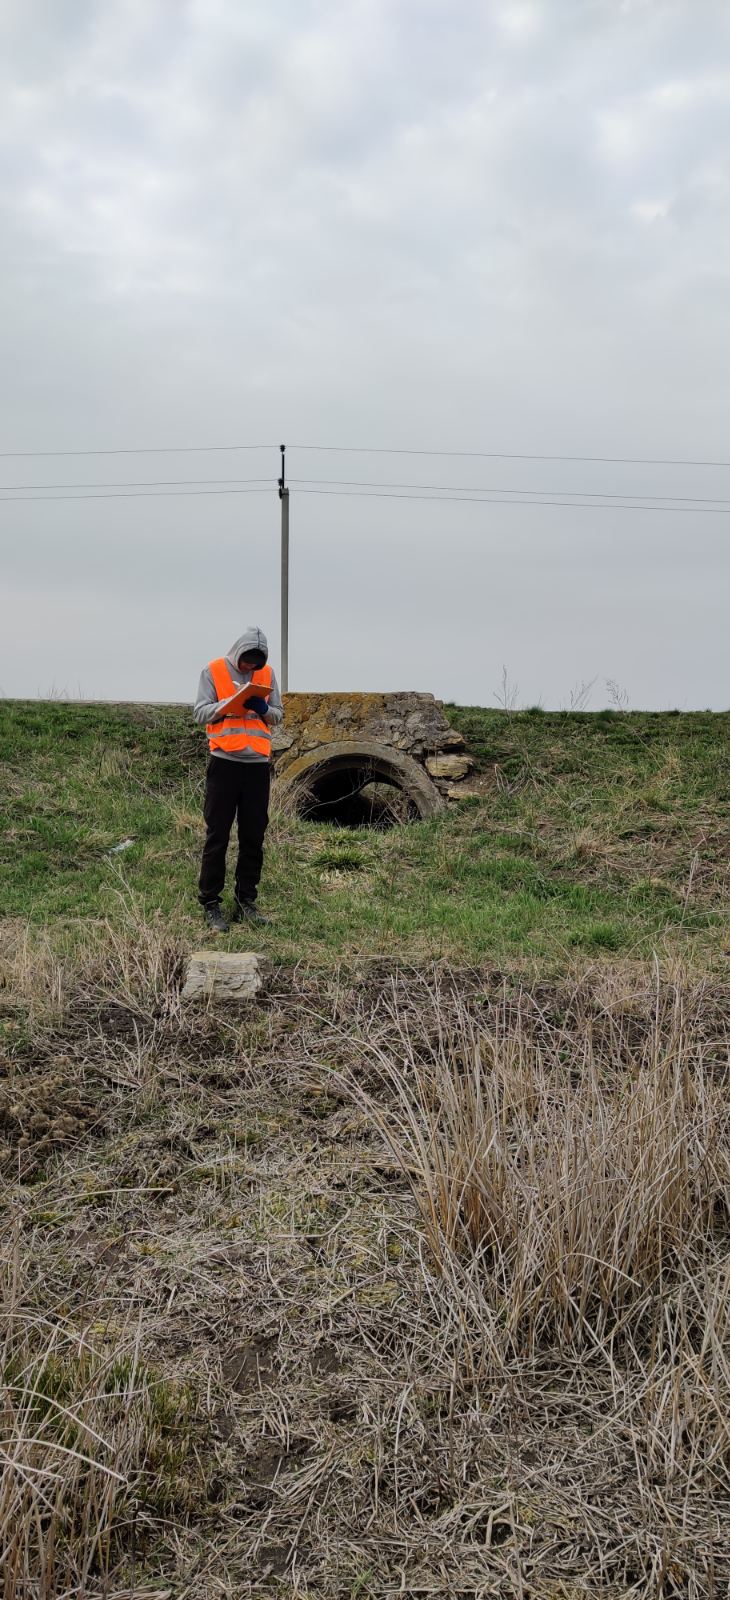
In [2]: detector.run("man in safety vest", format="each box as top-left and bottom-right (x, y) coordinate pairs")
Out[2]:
(193, 626), (284, 932)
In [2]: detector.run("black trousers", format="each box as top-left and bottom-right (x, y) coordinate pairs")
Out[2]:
(198, 756), (271, 907)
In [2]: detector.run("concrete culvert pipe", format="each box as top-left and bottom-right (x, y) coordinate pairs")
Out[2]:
(279, 740), (445, 827)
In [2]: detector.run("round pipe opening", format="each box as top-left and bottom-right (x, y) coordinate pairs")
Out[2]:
(279, 740), (444, 828)
(297, 760), (419, 828)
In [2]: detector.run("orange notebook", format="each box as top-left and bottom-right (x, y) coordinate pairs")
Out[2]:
(221, 681), (269, 714)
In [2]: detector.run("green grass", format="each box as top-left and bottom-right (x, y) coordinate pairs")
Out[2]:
(1, 699), (728, 970)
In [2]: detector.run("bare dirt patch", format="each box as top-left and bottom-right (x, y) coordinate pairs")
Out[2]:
(223, 1336), (278, 1395)
(0, 1052), (102, 1177)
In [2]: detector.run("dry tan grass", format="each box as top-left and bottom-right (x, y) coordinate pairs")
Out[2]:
(331, 970), (730, 1594)
(2, 922), (729, 1596)
(0, 1237), (195, 1600)
(0, 907), (186, 1032)
(350, 976), (729, 1347)
(0, 924), (66, 1027)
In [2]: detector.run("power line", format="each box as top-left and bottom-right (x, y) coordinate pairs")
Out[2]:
(3, 483), (730, 514)
(3, 476), (730, 515)
(290, 476), (730, 507)
(295, 486), (730, 515)
(2, 471), (727, 506)
(0, 486), (271, 504)
(3, 439), (730, 468)
(0, 476), (274, 491)
(0, 443), (277, 459)
(289, 444), (730, 469)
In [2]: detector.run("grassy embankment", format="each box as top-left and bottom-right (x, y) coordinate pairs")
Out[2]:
(1, 699), (729, 969)
(1, 701), (729, 1597)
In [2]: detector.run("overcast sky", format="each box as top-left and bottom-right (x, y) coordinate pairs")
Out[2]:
(1, 0), (729, 708)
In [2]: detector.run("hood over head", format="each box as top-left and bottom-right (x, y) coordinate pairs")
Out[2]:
(226, 626), (269, 670)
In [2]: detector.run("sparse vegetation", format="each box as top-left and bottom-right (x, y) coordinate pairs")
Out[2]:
(1, 701), (729, 1593)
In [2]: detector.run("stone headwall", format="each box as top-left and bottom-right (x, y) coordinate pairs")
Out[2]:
(272, 692), (474, 806)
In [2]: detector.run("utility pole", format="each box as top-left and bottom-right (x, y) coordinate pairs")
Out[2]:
(278, 443), (289, 693)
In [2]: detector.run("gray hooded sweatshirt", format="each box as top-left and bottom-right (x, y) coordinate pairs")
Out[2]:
(193, 626), (284, 763)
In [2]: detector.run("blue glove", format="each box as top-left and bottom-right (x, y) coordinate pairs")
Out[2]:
(246, 695), (269, 720)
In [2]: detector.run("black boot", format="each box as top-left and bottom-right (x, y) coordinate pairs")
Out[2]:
(203, 900), (229, 934)
(233, 898), (270, 926)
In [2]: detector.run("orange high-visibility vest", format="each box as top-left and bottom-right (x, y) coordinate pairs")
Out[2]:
(206, 657), (273, 758)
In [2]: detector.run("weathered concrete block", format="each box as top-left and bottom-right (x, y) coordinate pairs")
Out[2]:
(182, 951), (263, 1002)
(425, 754), (474, 781)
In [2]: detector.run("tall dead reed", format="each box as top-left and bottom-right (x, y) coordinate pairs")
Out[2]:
(347, 974), (730, 1510)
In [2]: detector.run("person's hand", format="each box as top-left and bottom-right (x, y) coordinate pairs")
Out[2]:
(246, 695), (269, 720)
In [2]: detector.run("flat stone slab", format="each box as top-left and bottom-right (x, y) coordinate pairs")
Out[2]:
(425, 754), (474, 781)
(182, 950), (263, 1002)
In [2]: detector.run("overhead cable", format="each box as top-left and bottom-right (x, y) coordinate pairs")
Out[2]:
(2, 440), (730, 468)
(289, 477), (730, 507)
(289, 444), (730, 469)
(295, 487), (730, 515)
(2, 472), (728, 506)
(0, 444), (277, 459)
(0, 476), (274, 491)
(0, 486), (271, 504)
(3, 484), (730, 514)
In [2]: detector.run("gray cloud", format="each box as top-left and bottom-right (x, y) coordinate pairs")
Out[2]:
(1, 0), (729, 707)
